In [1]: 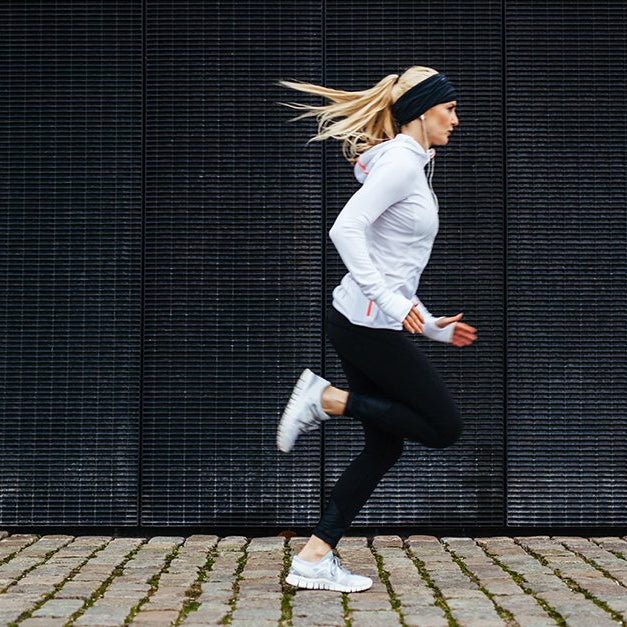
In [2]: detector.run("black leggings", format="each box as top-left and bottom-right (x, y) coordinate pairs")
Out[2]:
(311, 305), (463, 548)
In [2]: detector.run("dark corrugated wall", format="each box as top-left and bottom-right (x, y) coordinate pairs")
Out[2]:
(141, 1), (324, 525)
(1, 1), (625, 528)
(505, 0), (627, 525)
(0, 1), (142, 524)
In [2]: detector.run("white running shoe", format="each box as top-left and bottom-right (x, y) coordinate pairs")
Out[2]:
(285, 550), (373, 592)
(276, 368), (332, 453)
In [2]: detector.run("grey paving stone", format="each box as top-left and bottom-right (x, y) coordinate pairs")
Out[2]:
(0, 609), (25, 624)
(130, 609), (180, 624)
(72, 567), (117, 581)
(456, 619), (505, 627)
(0, 594), (31, 610)
(54, 580), (102, 600)
(105, 581), (151, 594)
(74, 602), (133, 625)
(561, 613), (619, 627)
(20, 618), (67, 627)
(0, 557), (44, 580)
(247, 536), (285, 551)
(512, 616), (559, 627)
(217, 535), (248, 550)
(135, 592), (184, 611)
(446, 596), (501, 615)
(336, 536), (368, 548)
(371, 535), (404, 548)
(291, 590), (344, 625)
(349, 609), (401, 625)
(31, 598), (85, 618)
(181, 603), (231, 623)
(347, 593), (392, 611)
(592, 537), (627, 555)
(291, 616), (345, 627)
(230, 606), (283, 620)
(12, 587), (58, 604)
(402, 609), (449, 627)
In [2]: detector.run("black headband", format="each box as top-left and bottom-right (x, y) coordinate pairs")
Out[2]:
(390, 73), (458, 127)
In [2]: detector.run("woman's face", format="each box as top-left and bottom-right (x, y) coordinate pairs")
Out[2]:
(426, 100), (459, 146)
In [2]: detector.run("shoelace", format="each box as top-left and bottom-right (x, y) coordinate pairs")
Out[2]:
(329, 554), (351, 578)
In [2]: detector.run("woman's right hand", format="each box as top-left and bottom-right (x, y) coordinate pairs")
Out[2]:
(402, 305), (424, 334)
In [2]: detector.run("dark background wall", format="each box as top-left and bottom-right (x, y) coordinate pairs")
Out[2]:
(1, 1), (626, 529)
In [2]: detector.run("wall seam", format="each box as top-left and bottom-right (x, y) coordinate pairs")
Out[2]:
(502, 0), (508, 528)
(320, 0), (327, 520)
(138, 0), (147, 526)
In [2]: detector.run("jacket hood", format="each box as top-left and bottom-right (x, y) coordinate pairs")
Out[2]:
(354, 133), (436, 184)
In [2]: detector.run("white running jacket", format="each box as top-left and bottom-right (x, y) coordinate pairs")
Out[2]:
(329, 132), (455, 343)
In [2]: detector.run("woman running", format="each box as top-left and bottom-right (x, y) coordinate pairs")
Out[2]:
(276, 66), (478, 593)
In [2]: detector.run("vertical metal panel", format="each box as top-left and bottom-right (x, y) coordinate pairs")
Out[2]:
(0, 1), (142, 524)
(506, 1), (627, 524)
(323, 1), (505, 526)
(142, 1), (323, 525)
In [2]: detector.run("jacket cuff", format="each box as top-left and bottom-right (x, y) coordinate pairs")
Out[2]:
(422, 316), (455, 343)
(379, 292), (415, 324)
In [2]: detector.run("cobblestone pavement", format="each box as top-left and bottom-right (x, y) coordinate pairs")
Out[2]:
(0, 531), (627, 626)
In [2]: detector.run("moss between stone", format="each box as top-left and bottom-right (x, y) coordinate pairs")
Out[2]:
(402, 541), (457, 627)
(219, 540), (250, 625)
(368, 541), (405, 624)
(278, 538), (294, 627)
(514, 540), (624, 624)
(593, 542), (627, 564)
(340, 590), (351, 627)
(479, 542), (566, 626)
(66, 542), (145, 626)
(6, 539), (80, 626)
(0, 535), (40, 573)
(331, 546), (352, 626)
(124, 542), (183, 624)
(556, 539), (627, 585)
(442, 542), (516, 626)
(174, 542), (218, 625)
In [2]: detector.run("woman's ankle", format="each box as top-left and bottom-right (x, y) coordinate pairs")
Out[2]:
(297, 535), (333, 561)
(321, 385), (348, 416)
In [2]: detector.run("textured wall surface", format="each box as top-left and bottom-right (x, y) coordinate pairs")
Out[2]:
(2, 1), (625, 527)
(141, 0), (324, 525)
(505, 0), (627, 525)
(1, 1), (142, 525)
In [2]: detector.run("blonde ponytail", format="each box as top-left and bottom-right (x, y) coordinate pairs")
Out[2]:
(277, 66), (438, 164)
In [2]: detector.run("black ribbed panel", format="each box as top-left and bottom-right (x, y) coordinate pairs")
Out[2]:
(506, 2), (627, 524)
(4, 0), (626, 529)
(0, 2), (141, 524)
(323, 2), (505, 526)
(141, 1), (323, 525)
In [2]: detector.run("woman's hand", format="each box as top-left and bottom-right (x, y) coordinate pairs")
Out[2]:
(402, 305), (425, 334)
(435, 313), (478, 347)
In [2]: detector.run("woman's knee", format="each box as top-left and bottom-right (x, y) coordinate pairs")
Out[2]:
(429, 408), (464, 449)
(364, 438), (404, 469)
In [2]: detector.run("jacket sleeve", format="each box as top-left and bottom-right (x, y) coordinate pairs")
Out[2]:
(328, 152), (417, 324)
(413, 295), (455, 343)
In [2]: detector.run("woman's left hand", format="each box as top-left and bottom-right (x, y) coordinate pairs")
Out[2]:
(435, 313), (478, 347)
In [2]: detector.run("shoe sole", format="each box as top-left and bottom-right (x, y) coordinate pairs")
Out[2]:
(276, 368), (317, 453)
(285, 572), (372, 593)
